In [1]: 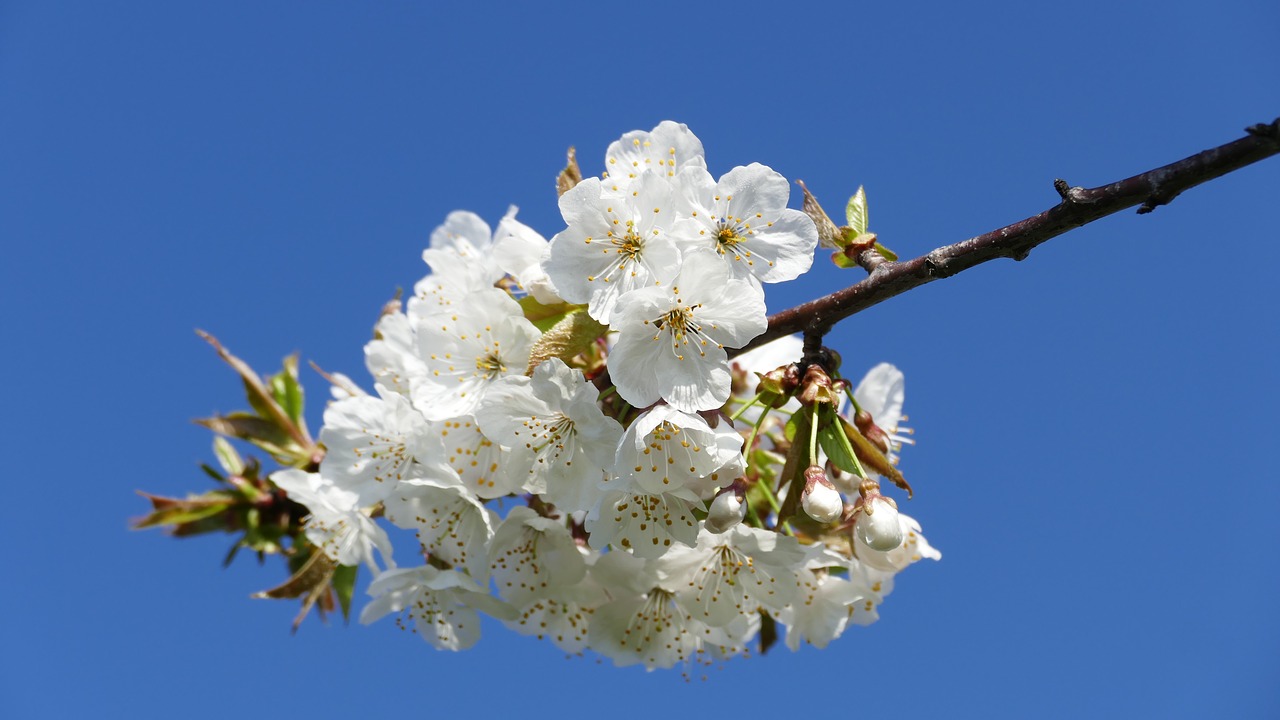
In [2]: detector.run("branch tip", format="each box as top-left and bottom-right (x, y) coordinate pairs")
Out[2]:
(734, 120), (1280, 355)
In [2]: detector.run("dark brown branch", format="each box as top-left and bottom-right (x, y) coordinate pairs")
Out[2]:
(739, 118), (1280, 354)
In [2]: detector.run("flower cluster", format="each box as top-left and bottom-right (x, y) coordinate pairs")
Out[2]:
(272, 122), (939, 669)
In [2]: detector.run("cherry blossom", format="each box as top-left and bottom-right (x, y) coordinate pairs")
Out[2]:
(674, 163), (818, 286)
(409, 287), (539, 421)
(543, 172), (682, 324)
(269, 469), (394, 573)
(608, 248), (767, 412)
(359, 565), (515, 651)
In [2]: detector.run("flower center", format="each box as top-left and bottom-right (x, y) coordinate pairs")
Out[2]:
(716, 224), (744, 253)
(475, 353), (506, 378)
(658, 307), (696, 338)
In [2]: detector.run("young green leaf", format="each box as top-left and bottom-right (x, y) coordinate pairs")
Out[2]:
(269, 354), (306, 427)
(831, 250), (860, 269)
(818, 416), (858, 473)
(330, 564), (358, 622)
(873, 242), (898, 262)
(846, 185), (868, 235)
(212, 436), (245, 476)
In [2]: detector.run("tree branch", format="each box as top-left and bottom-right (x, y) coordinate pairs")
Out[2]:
(739, 118), (1280, 354)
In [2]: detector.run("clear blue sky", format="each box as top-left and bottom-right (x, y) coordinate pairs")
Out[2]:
(2, 1), (1276, 717)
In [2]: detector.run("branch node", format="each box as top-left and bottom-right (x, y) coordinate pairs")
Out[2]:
(1245, 118), (1280, 145)
(1054, 178), (1093, 205)
(923, 252), (951, 278)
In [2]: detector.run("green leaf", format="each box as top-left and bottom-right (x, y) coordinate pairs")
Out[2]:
(331, 564), (358, 622)
(212, 437), (245, 476)
(132, 494), (233, 529)
(195, 413), (304, 465)
(197, 330), (311, 452)
(845, 185), (868, 235)
(269, 355), (306, 426)
(518, 295), (585, 333)
(831, 250), (859, 269)
(199, 462), (226, 482)
(818, 415), (859, 474)
(873, 242), (898, 262)
(784, 411), (810, 444)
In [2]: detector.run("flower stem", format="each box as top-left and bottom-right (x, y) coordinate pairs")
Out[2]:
(729, 392), (764, 423)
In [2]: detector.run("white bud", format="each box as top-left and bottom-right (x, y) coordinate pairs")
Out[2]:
(855, 496), (904, 551)
(801, 467), (843, 524)
(704, 487), (746, 534)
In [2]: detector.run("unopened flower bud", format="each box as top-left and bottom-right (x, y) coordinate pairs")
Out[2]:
(801, 466), (843, 524)
(705, 483), (747, 534)
(855, 495), (904, 551)
(798, 365), (836, 406)
(755, 365), (800, 409)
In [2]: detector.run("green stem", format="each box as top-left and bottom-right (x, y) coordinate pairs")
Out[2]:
(756, 475), (782, 515)
(742, 405), (771, 463)
(729, 392), (764, 422)
(842, 384), (863, 415)
(833, 413), (869, 480)
(808, 404), (820, 465)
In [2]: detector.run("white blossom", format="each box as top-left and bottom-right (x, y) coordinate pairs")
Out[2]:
(611, 404), (742, 498)
(586, 551), (743, 670)
(608, 248), (767, 412)
(503, 558), (607, 654)
(586, 488), (701, 560)
(492, 206), (561, 305)
(382, 478), (496, 580)
(364, 310), (424, 398)
(282, 120), (942, 667)
(359, 565), (515, 651)
(269, 469), (394, 573)
(543, 173), (683, 324)
(486, 506), (587, 606)
(779, 571), (868, 650)
(317, 385), (449, 506)
(408, 210), (507, 317)
(674, 163), (818, 286)
(658, 525), (804, 628)
(801, 469), (845, 524)
(435, 416), (524, 499)
(410, 287), (539, 421)
(476, 358), (622, 512)
(603, 120), (706, 186)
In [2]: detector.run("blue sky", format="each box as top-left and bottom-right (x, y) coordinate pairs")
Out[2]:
(2, 1), (1277, 717)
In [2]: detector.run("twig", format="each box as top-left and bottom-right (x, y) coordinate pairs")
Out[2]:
(738, 118), (1280, 353)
